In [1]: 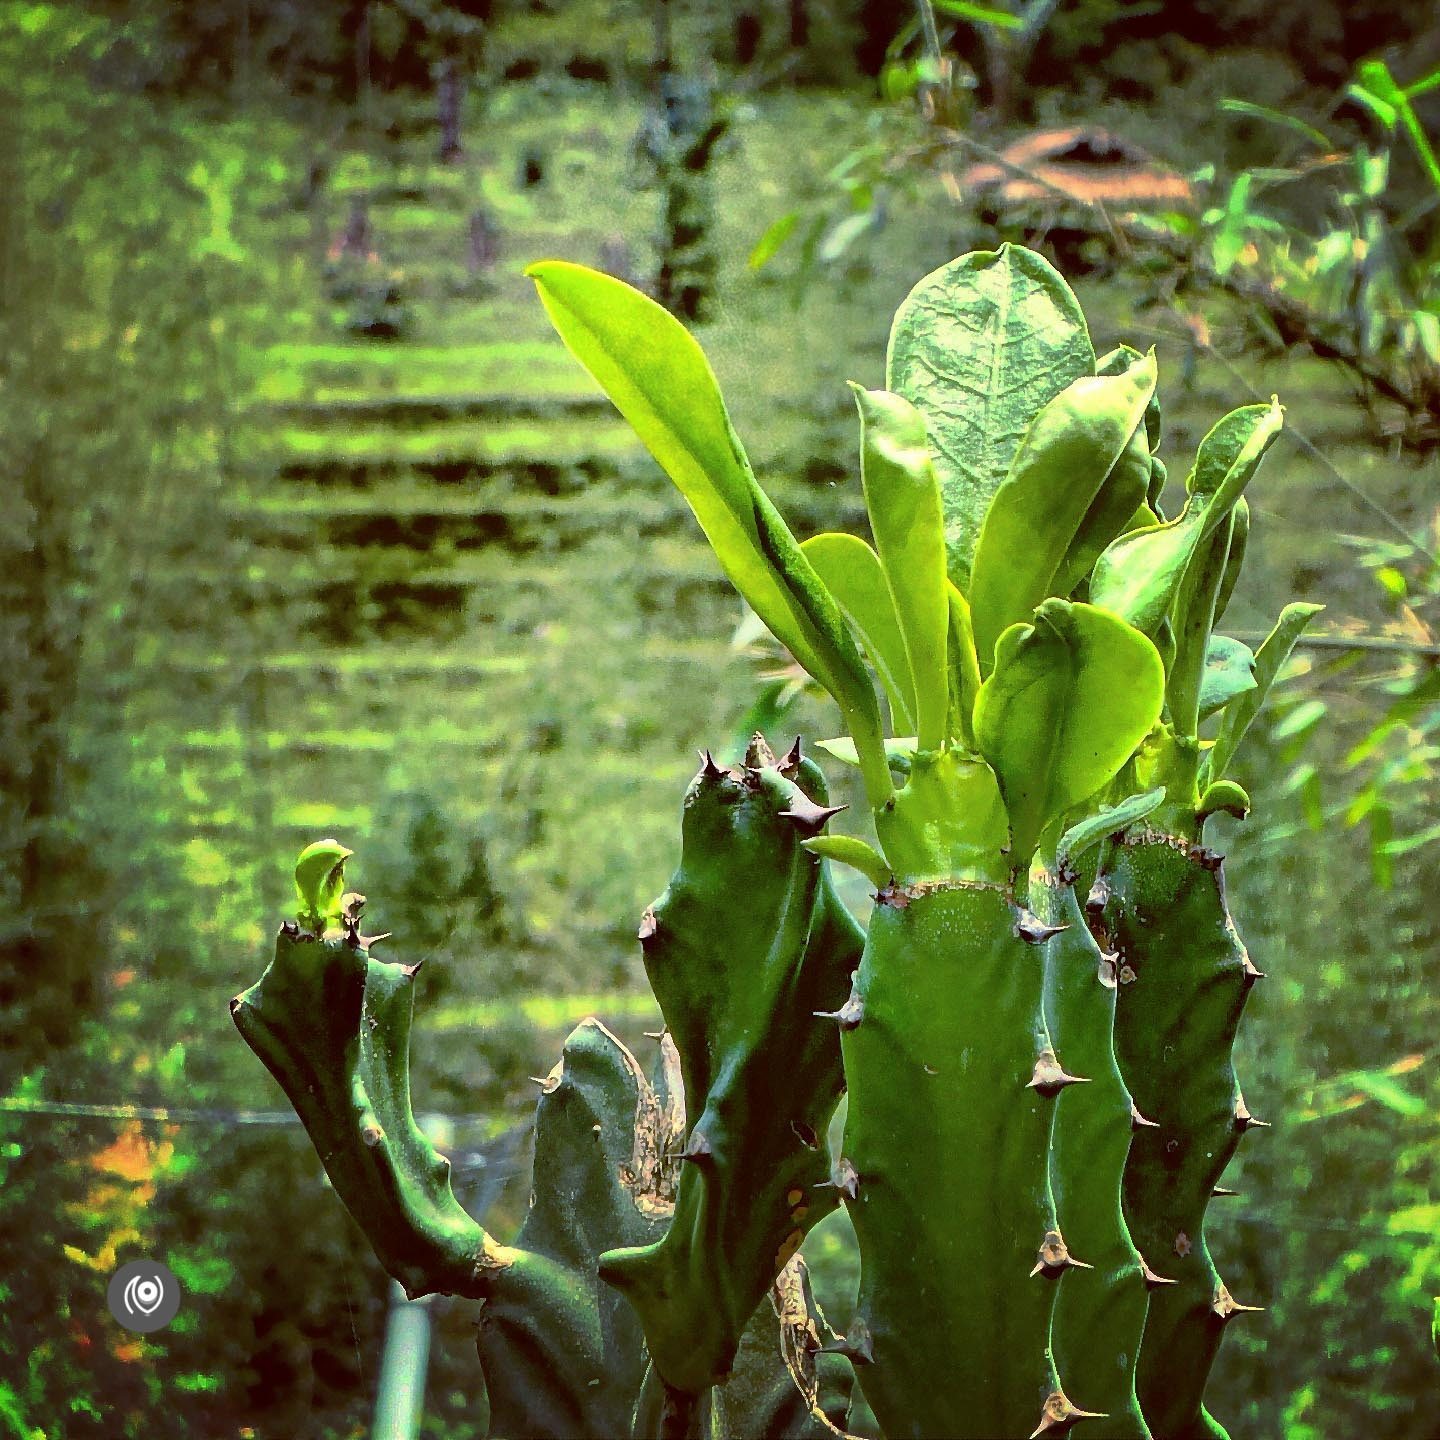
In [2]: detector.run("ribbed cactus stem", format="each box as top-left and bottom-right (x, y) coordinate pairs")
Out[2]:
(1034, 846), (1152, 1439)
(600, 738), (863, 1397)
(1089, 825), (1265, 1440)
(230, 903), (499, 1301)
(841, 879), (1067, 1439)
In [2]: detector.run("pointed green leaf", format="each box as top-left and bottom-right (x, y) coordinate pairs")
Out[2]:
(970, 353), (1156, 667)
(527, 261), (888, 800)
(851, 386), (950, 749)
(1199, 634), (1257, 719)
(1213, 496), (1249, 624)
(1203, 602), (1324, 785)
(1091, 400), (1282, 634)
(1168, 505), (1240, 738)
(1056, 788), (1166, 871)
(802, 532), (916, 734)
(947, 582), (982, 748)
(815, 736), (918, 776)
(974, 600), (1165, 862)
(1051, 421), (1152, 600)
(801, 834), (893, 889)
(886, 245), (1094, 590)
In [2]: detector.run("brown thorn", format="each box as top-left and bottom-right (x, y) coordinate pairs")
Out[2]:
(830, 1157), (860, 1201)
(1131, 1103), (1160, 1131)
(1029, 1048), (1091, 1096)
(1212, 1282), (1265, 1321)
(698, 749), (726, 781)
(1138, 1255), (1179, 1290)
(1014, 910), (1067, 944)
(778, 736), (803, 775)
(778, 798), (848, 835)
(1030, 1228), (1093, 1279)
(1084, 878), (1110, 919)
(814, 985), (864, 1031)
(682, 1129), (714, 1165)
(1234, 1096), (1271, 1131)
(744, 732), (776, 770)
(819, 1314), (873, 1365)
(643, 1029), (667, 1041)
(1212, 1185), (1241, 1198)
(875, 882), (911, 909)
(1030, 1389), (1107, 1438)
(398, 958), (422, 979)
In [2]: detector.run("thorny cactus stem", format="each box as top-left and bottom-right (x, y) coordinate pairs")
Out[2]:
(1087, 813), (1265, 1440)
(231, 887), (499, 1300)
(600, 736), (863, 1400)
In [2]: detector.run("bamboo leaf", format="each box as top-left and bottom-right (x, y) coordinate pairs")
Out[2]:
(969, 352), (1156, 668)
(886, 245), (1094, 590)
(851, 386), (950, 749)
(974, 601), (1165, 863)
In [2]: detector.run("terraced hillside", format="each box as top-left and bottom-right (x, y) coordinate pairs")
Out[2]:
(158, 86), (897, 1048)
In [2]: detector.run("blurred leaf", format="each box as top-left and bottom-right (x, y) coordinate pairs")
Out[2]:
(748, 210), (800, 271)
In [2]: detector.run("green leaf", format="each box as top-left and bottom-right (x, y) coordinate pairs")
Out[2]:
(974, 600), (1166, 864)
(969, 353), (1156, 668)
(527, 261), (889, 801)
(294, 838), (352, 930)
(1091, 400), (1282, 634)
(1213, 496), (1249, 624)
(947, 582), (982, 749)
(931, 0), (1026, 30)
(1168, 506), (1241, 737)
(852, 386), (950, 750)
(886, 245), (1094, 591)
(1199, 634), (1257, 719)
(815, 735), (919, 776)
(1347, 1071), (1426, 1118)
(1218, 98), (1334, 149)
(1203, 602), (1324, 785)
(802, 532), (916, 734)
(1056, 788), (1166, 871)
(748, 210), (800, 271)
(801, 834), (892, 889)
(1197, 779), (1251, 822)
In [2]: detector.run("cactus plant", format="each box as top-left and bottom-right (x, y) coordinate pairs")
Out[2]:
(234, 243), (1320, 1439)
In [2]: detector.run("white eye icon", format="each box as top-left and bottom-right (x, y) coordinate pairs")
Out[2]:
(124, 1274), (165, 1316)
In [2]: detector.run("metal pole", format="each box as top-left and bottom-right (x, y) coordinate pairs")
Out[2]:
(371, 1114), (453, 1440)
